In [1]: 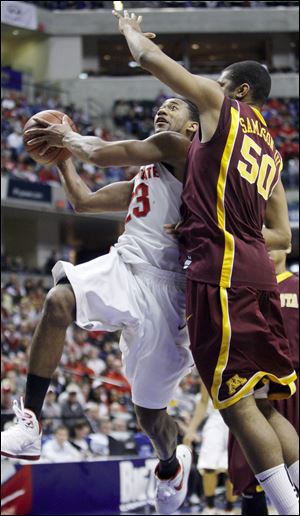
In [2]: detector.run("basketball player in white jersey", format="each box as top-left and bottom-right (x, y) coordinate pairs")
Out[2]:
(2, 98), (198, 514)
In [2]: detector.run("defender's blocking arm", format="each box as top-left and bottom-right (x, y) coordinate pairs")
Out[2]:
(113, 10), (224, 117)
(56, 158), (133, 213)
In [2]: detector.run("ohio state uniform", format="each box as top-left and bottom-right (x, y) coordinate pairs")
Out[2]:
(53, 162), (194, 410)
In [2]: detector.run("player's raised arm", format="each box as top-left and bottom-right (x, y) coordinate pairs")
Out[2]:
(113, 10), (224, 117)
(57, 158), (133, 214)
(263, 178), (292, 251)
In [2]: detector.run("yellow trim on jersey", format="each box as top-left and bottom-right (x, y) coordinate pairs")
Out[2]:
(211, 287), (232, 406)
(217, 106), (239, 288)
(277, 271), (293, 284)
(250, 106), (267, 127)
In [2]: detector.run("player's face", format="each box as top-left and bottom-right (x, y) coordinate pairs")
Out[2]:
(216, 71), (236, 98)
(154, 98), (191, 134)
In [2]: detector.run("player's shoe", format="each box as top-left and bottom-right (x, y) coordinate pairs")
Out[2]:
(1, 398), (42, 461)
(155, 444), (192, 514)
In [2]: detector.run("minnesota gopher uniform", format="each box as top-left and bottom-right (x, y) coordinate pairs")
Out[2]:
(178, 96), (296, 409)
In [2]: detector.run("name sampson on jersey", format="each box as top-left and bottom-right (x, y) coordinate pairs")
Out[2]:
(239, 116), (282, 168)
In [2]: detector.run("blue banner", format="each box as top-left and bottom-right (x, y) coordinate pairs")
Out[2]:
(7, 179), (52, 204)
(1, 457), (157, 515)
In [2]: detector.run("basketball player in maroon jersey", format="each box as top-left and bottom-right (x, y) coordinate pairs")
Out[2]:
(114, 10), (299, 515)
(228, 248), (299, 515)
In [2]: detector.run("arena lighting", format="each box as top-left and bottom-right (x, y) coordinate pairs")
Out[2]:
(113, 1), (123, 11)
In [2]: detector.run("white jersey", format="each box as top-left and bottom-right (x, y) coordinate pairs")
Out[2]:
(115, 162), (183, 273)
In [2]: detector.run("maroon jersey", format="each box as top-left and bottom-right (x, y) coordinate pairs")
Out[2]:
(277, 271), (299, 370)
(179, 96), (283, 289)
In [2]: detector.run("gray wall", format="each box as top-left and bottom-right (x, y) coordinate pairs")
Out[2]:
(59, 73), (299, 115)
(37, 7), (299, 36)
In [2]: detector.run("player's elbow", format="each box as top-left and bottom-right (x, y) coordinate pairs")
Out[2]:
(282, 227), (292, 250)
(276, 227), (292, 250)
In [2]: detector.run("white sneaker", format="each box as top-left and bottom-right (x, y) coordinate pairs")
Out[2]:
(1, 398), (42, 461)
(155, 444), (192, 515)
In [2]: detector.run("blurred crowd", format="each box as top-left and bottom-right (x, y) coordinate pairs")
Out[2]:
(1, 93), (139, 190)
(1, 273), (202, 464)
(29, 1), (299, 11)
(1, 93), (299, 193)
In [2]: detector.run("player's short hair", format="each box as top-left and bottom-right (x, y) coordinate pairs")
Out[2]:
(180, 98), (199, 122)
(224, 60), (271, 105)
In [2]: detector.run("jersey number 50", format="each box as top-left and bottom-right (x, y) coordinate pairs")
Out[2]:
(125, 183), (150, 224)
(237, 134), (278, 200)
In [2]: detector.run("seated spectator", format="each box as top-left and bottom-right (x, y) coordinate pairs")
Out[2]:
(60, 384), (86, 435)
(41, 425), (82, 463)
(70, 421), (93, 459)
(41, 386), (62, 435)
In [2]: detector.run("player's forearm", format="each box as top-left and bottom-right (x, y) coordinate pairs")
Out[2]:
(62, 133), (107, 163)
(123, 25), (158, 66)
(262, 227), (292, 251)
(56, 158), (92, 211)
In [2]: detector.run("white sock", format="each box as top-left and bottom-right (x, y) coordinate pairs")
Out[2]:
(255, 464), (299, 516)
(288, 460), (299, 490)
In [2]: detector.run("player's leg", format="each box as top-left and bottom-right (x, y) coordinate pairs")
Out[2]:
(25, 283), (76, 418)
(202, 469), (218, 514)
(221, 395), (299, 516)
(1, 282), (75, 460)
(241, 491), (269, 516)
(256, 397), (299, 489)
(127, 271), (193, 514)
(224, 477), (236, 514)
(134, 405), (179, 475)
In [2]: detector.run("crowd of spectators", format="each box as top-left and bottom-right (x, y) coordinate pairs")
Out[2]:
(2, 92), (298, 194)
(1, 273), (202, 465)
(1, 92), (140, 190)
(29, 1), (299, 11)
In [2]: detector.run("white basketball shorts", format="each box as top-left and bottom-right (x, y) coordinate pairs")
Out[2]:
(52, 246), (194, 409)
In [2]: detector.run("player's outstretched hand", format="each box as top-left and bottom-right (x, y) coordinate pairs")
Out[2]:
(24, 115), (72, 156)
(113, 9), (156, 39)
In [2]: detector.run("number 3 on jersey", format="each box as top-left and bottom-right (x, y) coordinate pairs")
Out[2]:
(237, 134), (278, 200)
(125, 183), (150, 223)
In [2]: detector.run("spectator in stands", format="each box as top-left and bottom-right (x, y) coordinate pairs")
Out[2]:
(42, 386), (62, 435)
(41, 425), (82, 462)
(60, 383), (86, 435)
(102, 358), (131, 395)
(70, 421), (93, 459)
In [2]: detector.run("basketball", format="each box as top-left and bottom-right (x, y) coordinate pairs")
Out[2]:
(23, 110), (77, 166)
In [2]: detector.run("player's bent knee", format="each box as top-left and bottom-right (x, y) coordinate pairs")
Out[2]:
(44, 285), (75, 326)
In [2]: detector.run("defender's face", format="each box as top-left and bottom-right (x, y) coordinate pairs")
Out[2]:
(154, 98), (191, 134)
(217, 71), (236, 98)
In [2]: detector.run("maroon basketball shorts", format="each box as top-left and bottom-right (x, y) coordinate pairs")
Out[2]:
(228, 376), (299, 495)
(186, 280), (297, 410)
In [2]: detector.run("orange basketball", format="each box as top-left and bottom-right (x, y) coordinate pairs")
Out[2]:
(23, 110), (77, 166)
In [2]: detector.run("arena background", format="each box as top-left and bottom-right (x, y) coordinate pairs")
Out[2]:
(1, 1), (299, 515)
